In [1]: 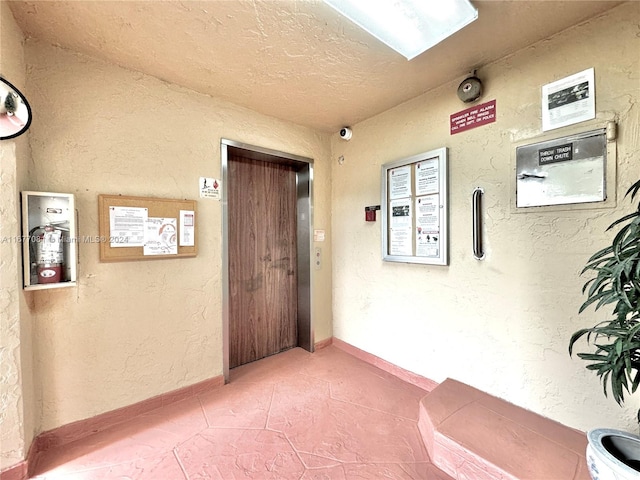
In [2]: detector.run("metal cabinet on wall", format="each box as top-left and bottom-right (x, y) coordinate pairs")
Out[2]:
(21, 191), (77, 290)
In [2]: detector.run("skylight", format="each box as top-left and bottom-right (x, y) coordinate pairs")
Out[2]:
(323, 0), (478, 60)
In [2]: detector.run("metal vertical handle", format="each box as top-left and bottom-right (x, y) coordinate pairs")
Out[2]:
(472, 187), (485, 260)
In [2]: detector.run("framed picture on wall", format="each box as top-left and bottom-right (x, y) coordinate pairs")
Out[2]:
(381, 147), (449, 266)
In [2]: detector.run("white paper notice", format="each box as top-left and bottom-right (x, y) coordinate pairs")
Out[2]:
(179, 210), (195, 247)
(542, 68), (595, 131)
(415, 158), (439, 196)
(389, 198), (412, 255)
(144, 217), (178, 255)
(416, 195), (440, 257)
(416, 195), (439, 232)
(390, 198), (412, 228)
(109, 206), (148, 247)
(416, 231), (440, 258)
(389, 165), (411, 199)
(390, 227), (412, 256)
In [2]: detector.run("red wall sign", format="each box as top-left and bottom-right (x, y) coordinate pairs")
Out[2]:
(450, 99), (497, 135)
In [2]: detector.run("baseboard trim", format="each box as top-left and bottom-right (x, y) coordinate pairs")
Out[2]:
(314, 337), (333, 350)
(332, 337), (439, 392)
(0, 460), (27, 480)
(34, 374), (224, 453)
(0, 374), (224, 479)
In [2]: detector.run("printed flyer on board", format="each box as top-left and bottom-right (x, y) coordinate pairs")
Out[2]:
(389, 197), (412, 256)
(416, 194), (440, 257)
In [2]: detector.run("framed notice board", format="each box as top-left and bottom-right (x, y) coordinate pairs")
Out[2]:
(381, 147), (448, 265)
(98, 194), (197, 262)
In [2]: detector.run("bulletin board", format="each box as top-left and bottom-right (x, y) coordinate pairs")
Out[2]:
(98, 194), (197, 262)
(381, 147), (448, 266)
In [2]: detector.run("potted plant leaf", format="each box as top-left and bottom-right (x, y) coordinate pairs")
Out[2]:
(569, 178), (640, 479)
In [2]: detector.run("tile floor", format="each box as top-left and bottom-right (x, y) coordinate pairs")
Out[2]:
(30, 346), (453, 479)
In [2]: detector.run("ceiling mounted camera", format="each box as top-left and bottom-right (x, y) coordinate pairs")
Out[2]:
(339, 127), (352, 141)
(457, 75), (483, 103)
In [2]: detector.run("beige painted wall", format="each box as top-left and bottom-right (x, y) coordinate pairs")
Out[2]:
(22, 40), (332, 433)
(0, 1), (36, 470)
(3, 2), (638, 471)
(331, 2), (639, 433)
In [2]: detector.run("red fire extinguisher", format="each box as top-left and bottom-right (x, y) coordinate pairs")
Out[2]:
(30, 225), (66, 284)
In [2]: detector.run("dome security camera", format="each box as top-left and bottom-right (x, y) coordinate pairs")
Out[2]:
(339, 127), (352, 141)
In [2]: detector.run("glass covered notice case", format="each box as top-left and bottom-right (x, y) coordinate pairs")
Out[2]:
(21, 191), (77, 290)
(381, 147), (449, 266)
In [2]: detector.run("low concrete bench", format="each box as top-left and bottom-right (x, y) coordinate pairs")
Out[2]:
(418, 379), (590, 480)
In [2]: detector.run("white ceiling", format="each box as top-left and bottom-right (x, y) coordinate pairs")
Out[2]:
(7, 0), (623, 132)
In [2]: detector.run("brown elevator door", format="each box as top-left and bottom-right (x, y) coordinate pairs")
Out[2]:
(228, 153), (298, 368)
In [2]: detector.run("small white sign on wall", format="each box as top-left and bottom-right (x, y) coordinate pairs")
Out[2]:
(200, 177), (221, 200)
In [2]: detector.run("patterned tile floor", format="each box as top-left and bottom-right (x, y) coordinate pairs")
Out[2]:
(30, 346), (453, 479)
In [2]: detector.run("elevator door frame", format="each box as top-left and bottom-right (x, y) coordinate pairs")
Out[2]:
(221, 139), (314, 382)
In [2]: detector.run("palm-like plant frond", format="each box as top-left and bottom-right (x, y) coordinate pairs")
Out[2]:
(569, 179), (640, 420)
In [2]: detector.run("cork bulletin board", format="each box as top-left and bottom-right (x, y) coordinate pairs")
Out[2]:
(98, 194), (197, 262)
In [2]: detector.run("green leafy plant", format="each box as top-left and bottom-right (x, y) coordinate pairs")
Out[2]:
(569, 179), (640, 422)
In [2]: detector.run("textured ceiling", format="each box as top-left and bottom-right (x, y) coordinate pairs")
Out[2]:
(7, 0), (623, 132)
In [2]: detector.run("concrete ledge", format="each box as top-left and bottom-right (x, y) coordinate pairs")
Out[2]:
(418, 379), (590, 480)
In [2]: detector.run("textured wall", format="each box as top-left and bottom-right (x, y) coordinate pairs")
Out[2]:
(331, 3), (639, 432)
(0, 137), (23, 470)
(23, 41), (332, 432)
(0, 1), (33, 470)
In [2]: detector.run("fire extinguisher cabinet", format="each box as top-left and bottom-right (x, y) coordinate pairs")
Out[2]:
(21, 191), (77, 290)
